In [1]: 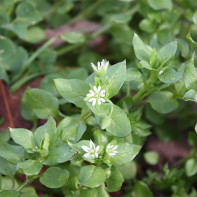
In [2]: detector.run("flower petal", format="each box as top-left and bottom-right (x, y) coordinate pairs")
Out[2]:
(90, 140), (95, 149)
(97, 99), (101, 105)
(100, 98), (105, 102)
(87, 93), (94, 97)
(93, 86), (98, 93)
(97, 86), (101, 92)
(82, 146), (90, 152)
(89, 98), (96, 102)
(84, 153), (91, 158)
(95, 145), (100, 152)
(92, 99), (96, 106)
(100, 89), (105, 94)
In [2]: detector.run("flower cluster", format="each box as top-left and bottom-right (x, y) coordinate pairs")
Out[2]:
(106, 144), (118, 157)
(82, 140), (118, 159)
(91, 59), (109, 76)
(82, 140), (100, 158)
(86, 86), (106, 106)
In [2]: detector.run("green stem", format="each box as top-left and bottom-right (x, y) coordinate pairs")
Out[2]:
(68, 0), (104, 25)
(132, 71), (158, 106)
(57, 23), (112, 56)
(11, 38), (55, 85)
(16, 175), (40, 192)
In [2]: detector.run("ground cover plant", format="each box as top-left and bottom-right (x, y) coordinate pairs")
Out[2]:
(0, 0), (197, 196)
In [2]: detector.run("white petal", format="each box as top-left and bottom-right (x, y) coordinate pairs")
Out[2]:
(93, 86), (98, 93)
(90, 140), (95, 149)
(92, 99), (96, 106)
(87, 93), (94, 97)
(107, 145), (113, 149)
(97, 99), (101, 105)
(90, 90), (94, 94)
(100, 98), (105, 102)
(91, 63), (98, 72)
(89, 98), (96, 102)
(95, 153), (99, 158)
(100, 89), (105, 94)
(112, 145), (118, 150)
(97, 86), (101, 92)
(95, 145), (100, 152)
(84, 153), (91, 158)
(100, 93), (105, 97)
(82, 146), (90, 152)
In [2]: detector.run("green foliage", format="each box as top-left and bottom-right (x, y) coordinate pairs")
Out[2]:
(40, 167), (69, 188)
(0, 0), (197, 196)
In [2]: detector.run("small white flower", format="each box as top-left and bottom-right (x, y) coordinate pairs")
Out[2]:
(82, 140), (100, 159)
(159, 70), (164, 75)
(86, 86), (106, 106)
(91, 59), (109, 76)
(106, 144), (118, 157)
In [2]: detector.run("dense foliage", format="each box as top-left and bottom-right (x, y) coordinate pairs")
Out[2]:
(0, 0), (197, 196)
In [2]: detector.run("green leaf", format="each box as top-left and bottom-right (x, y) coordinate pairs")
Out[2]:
(20, 187), (38, 197)
(24, 27), (46, 43)
(139, 19), (156, 33)
(109, 142), (141, 165)
(44, 143), (75, 165)
(89, 103), (131, 137)
(106, 104), (131, 137)
(183, 89), (197, 101)
(109, 12), (133, 24)
(106, 166), (124, 192)
(57, 116), (87, 142)
(157, 41), (177, 63)
(139, 60), (153, 70)
(0, 141), (24, 164)
(185, 158), (197, 177)
(105, 60), (126, 98)
(26, 88), (59, 119)
(184, 54), (197, 90)
(10, 128), (36, 153)
(148, 0), (172, 10)
(16, 2), (42, 25)
(0, 156), (16, 175)
(177, 38), (189, 58)
(79, 165), (106, 188)
(54, 79), (90, 108)
(144, 151), (159, 165)
(21, 89), (36, 121)
(60, 32), (85, 44)
(34, 117), (57, 150)
(132, 181), (153, 197)
(158, 68), (182, 83)
(186, 33), (197, 48)
(148, 91), (178, 114)
(193, 11), (197, 25)
(17, 160), (42, 175)
(40, 167), (69, 188)
(133, 33), (153, 61)
(126, 68), (143, 82)
(0, 190), (20, 197)
(0, 37), (16, 71)
(118, 161), (137, 180)
(80, 185), (109, 197)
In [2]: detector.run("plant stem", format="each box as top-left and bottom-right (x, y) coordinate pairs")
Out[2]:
(11, 38), (55, 85)
(132, 71), (158, 106)
(16, 175), (40, 192)
(57, 23), (112, 56)
(68, 0), (104, 25)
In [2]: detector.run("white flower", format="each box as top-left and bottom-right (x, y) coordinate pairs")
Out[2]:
(82, 140), (100, 159)
(91, 59), (109, 76)
(86, 86), (105, 106)
(106, 144), (118, 157)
